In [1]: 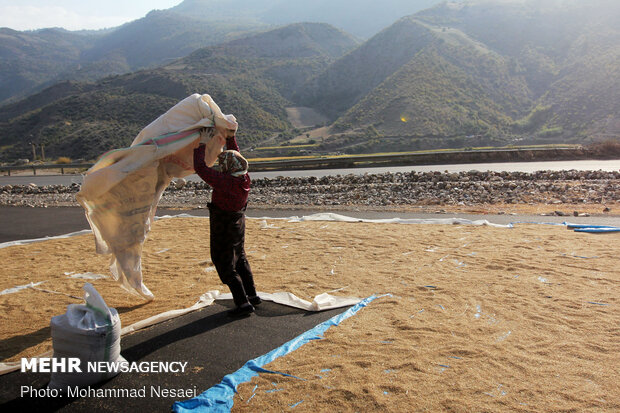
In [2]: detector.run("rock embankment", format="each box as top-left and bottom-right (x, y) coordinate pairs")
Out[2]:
(1, 170), (618, 211)
(248, 170), (619, 208)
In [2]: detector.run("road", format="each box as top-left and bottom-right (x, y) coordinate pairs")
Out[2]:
(1, 206), (618, 244)
(1, 159), (619, 186)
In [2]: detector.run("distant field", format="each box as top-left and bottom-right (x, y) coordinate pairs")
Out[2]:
(247, 144), (582, 162)
(285, 107), (329, 128)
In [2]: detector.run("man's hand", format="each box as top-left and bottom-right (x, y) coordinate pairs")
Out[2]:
(199, 128), (212, 144)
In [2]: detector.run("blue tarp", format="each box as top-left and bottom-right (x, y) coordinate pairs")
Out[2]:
(511, 221), (620, 233)
(173, 294), (382, 412)
(566, 223), (620, 233)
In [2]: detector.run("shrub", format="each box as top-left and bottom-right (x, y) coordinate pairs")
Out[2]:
(55, 156), (72, 164)
(587, 139), (620, 158)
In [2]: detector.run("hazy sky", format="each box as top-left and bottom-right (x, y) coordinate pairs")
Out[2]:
(0, 0), (183, 31)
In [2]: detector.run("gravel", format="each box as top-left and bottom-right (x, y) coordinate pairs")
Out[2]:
(1, 170), (618, 213)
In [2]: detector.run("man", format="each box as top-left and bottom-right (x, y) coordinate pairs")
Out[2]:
(193, 128), (261, 317)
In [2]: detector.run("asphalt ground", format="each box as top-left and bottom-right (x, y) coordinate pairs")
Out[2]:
(1, 206), (619, 244)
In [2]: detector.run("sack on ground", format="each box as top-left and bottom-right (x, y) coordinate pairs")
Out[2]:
(48, 283), (125, 389)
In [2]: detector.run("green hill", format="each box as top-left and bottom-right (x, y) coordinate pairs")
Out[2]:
(0, 11), (264, 106)
(332, 35), (531, 148)
(0, 28), (101, 103)
(80, 10), (265, 70)
(0, 0), (440, 106)
(299, 0), (619, 152)
(0, 23), (358, 161)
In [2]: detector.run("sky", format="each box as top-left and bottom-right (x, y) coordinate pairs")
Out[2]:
(0, 0), (183, 31)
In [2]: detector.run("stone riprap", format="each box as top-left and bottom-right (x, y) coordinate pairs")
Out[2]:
(1, 170), (618, 210)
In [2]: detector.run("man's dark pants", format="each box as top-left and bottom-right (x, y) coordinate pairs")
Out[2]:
(208, 203), (257, 306)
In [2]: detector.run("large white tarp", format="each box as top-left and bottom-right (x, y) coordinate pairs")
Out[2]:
(76, 94), (238, 300)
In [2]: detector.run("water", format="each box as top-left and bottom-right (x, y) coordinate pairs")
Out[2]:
(246, 159), (620, 180)
(1, 159), (618, 186)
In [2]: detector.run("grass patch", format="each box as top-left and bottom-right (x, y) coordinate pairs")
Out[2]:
(247, 144), (581, 162)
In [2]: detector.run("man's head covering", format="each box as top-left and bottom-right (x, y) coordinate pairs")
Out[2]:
(217, 150), (248, 177)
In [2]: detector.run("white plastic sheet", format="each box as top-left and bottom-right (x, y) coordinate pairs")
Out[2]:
(216, 291), (361, 312)
(77, 94), (237, 299)
(286, 212), (512, 227)
(0, 230), (92, 249)
(120, 291), (220, 335)
(0, 281), (45, 296)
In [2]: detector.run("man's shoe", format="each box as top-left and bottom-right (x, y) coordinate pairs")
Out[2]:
(248, 295), (262, 306)
(227, 302), (254, 317)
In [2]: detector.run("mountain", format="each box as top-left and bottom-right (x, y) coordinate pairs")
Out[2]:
(79, 10), (265, 71)
(297, 0), (620, 152)
(297, 15), (533, 151)
(171, 0), (440, 39)
(0, 10), (265, 106)
(170, 0), (282, 21)
(331, 30), (531, 138)
(414, 0), (618, 95)
(0, 0), (440, 106)
(0, 1), (618, 162)
(0, 28), (101, 104)
(0, 23), (358, 161)
(177, 22), (358, 100)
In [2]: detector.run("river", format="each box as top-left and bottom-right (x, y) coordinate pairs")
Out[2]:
(1, 159), (618, 186)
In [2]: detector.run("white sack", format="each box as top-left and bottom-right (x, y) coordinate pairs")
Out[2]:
(48, 283), (124, 389)
(131, 93), (237, 146)
(77, 94), (237, 299)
